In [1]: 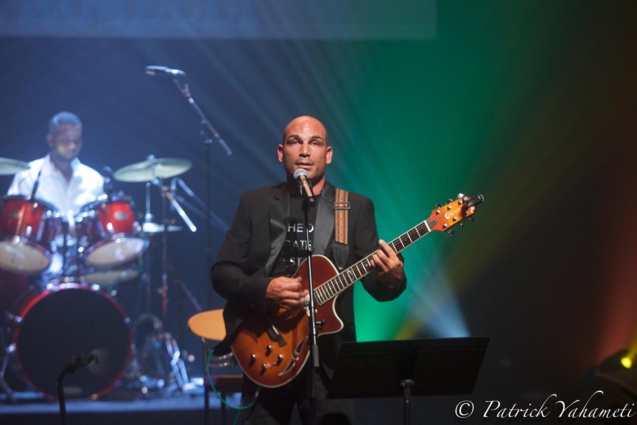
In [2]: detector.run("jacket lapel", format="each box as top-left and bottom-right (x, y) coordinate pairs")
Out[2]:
(265, 184), (289, 276)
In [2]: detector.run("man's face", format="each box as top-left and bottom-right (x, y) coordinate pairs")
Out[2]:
(278, 116), (332, 186)
(47, 124), (82, 163)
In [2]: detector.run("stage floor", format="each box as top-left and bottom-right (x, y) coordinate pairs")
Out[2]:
(0, 379), (243, 425)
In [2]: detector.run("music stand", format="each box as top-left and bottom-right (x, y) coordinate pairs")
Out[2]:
(328, 337), (489, 425)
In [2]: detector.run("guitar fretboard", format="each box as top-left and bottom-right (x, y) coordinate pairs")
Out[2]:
(313, 219), (435, 305)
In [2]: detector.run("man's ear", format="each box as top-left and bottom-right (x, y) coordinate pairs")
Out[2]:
(277, 144), (284, 163)
(46, 133), (54, 149)
(326, 146), (333, 165)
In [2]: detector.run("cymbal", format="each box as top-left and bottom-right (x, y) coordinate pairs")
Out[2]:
(0, 157), (29, 175)
(113, 157), (192, 182)
(142, 222), (183, 234)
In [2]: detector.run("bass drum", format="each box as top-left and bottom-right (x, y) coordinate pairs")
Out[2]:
(10, 283), (131, 399)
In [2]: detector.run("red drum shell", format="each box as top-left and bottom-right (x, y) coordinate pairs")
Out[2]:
(0, 196), (59, 274)
(77, 197), (147, 268)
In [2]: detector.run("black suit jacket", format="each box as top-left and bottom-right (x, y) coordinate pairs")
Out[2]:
(211, 182), (406, 373)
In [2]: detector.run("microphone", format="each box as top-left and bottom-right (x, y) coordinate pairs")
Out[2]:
(145, 65), (186, 77)
(293, 169), (316, 206)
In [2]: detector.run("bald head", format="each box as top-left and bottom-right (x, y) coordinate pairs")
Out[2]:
(278, 115), (332, 194)
(282, 116), (328, 145)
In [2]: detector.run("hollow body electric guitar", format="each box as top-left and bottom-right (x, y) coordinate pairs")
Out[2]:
(231, 193), (484, 388)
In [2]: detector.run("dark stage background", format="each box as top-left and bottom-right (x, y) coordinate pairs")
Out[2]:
(1, 1), (637, 423)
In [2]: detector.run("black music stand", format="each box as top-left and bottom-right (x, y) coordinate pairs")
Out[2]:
(328, 337), (489, 425)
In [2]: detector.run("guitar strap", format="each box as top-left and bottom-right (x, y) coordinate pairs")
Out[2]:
(332, 188), (350, 271)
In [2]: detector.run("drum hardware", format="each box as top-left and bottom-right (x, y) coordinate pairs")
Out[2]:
(0, 342), (16, 403)
(114, 158), (199, 324)
(0, 157), (29, 175)
(141, 221), (182, 234)
(169, 177), (228, 233)
(125, 314), (189, 392)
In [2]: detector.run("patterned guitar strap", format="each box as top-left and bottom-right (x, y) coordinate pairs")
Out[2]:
(332, 188), (350, 271)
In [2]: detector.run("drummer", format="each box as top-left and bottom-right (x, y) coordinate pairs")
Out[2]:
(7, 111), (104, 226)
(6, 111), (104, 280)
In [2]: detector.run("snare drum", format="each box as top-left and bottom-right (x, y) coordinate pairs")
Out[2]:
(76, 195), (148, 268)
(82, 256), (143, 290)
(0, 196), (60, 274)
(10, 283), (131, 398)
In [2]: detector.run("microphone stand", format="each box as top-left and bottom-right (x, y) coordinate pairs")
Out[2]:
(57, 353), (98, 425)
(171, 77), (231, 309)
(301, 198), (319, 425)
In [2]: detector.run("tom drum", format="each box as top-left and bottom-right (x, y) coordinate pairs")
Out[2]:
(0, 196), (60, 274)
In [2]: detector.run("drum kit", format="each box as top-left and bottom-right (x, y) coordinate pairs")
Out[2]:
(0, 155), (202, 401)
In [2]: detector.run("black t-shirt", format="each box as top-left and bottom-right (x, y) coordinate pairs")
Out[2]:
(271, 195), (319, 277)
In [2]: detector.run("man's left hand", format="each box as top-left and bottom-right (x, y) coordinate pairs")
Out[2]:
(371, 240), (405, 288)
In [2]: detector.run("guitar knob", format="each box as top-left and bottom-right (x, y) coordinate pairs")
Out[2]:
(276, 354), (284, 365)
(250, 354), (257, 363)
(262, 363), (270, 371)
(266, 345), (273, 355)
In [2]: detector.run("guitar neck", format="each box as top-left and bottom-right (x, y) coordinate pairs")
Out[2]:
(313, 220), (431, 305)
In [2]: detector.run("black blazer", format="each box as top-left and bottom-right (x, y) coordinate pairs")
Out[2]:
(211, 182), (406, 372)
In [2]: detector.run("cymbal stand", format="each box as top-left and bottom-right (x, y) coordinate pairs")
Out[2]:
(151, 178), (196, 323)
(143, 180), (154, 314)
(170, 177), (228, 233)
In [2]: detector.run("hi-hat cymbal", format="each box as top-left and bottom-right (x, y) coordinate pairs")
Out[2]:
(0, 157), (29, 175)
(142, 222), (183, 234)
(113, 158), (192, 182)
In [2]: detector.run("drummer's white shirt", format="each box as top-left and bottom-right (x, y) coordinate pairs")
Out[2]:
(7, 154), (104, 225)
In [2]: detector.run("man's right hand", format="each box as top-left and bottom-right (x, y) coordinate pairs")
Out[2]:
(266, 276), (308, 310)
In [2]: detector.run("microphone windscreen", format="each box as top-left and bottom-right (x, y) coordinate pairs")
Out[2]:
(294, 168), (309, 179)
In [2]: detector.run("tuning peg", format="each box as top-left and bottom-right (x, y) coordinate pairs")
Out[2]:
(435, 203), (441, 208)
(447, 230), (454, 236)
(446, 199), (453, 204)
(459, 223), (464, 229)
(469, 217), (475, 223)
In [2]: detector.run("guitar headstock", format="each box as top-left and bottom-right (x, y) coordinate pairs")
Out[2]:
(427, 193), (483, 234)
